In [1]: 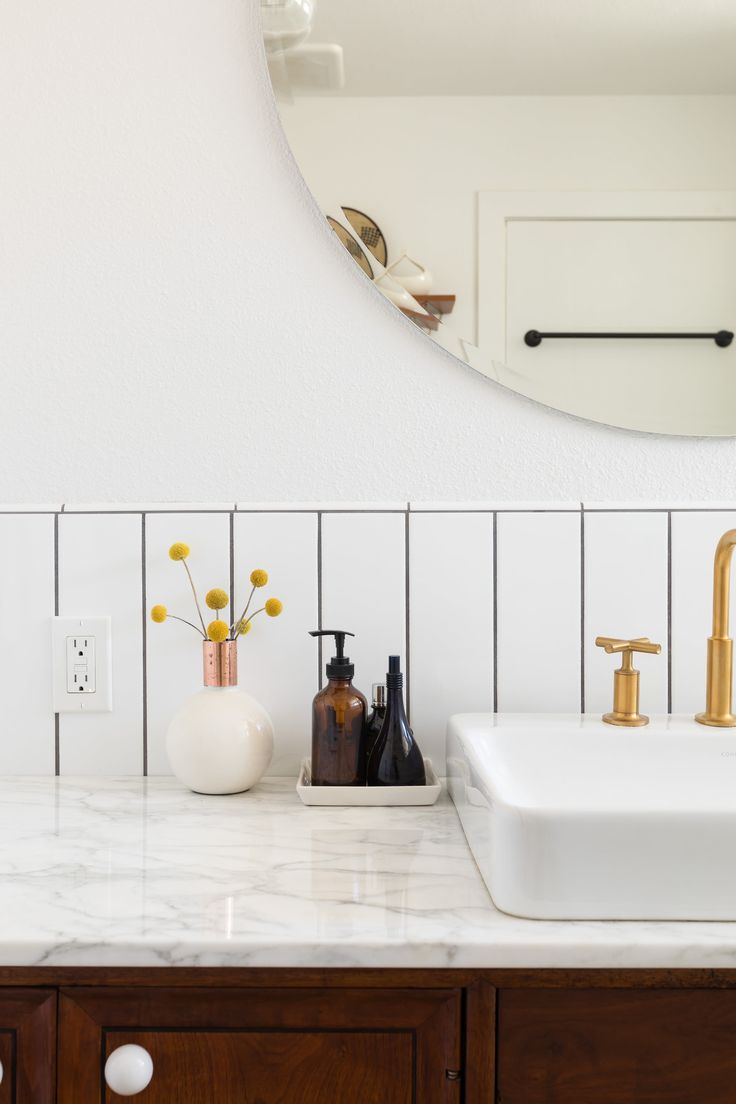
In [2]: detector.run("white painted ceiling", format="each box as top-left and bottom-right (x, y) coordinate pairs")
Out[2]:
(304, 0), (736, 95)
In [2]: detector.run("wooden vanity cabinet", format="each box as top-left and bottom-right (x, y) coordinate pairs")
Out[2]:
(0, 990), (55, 1103)
(496, 987), (736, 1104)
(58, 985), (461, 1103)
(3, 968), (736, 1101)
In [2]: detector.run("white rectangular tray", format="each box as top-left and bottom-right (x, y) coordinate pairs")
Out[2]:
(296, 758), (441, 806)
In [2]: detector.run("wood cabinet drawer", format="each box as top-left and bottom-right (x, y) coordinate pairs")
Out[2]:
(59, 985), (461, 1103)
(0, 990), (55, 1104)
(497, 988), (736, 1103)
(104, 1029), (411, 1102)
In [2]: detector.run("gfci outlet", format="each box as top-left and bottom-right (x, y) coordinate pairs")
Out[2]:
(52, 617), (113, 712)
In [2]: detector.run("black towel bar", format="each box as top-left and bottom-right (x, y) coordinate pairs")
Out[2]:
(524, 329), (734, 348)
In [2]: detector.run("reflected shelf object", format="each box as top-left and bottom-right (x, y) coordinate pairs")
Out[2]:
(400, 308), (441, 332)
(263, 0), (736, 435)
(401, 295), (456, 332)
(261, 0), (315, 53)
(414, 294), (456, 316)
(524, 329), (734, 348)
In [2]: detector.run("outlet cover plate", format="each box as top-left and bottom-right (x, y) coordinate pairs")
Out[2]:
(52, 616), (113, 712)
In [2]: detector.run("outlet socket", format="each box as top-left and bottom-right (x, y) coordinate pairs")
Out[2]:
(52, 617), (112, 712)
(66, 634), (96, 694)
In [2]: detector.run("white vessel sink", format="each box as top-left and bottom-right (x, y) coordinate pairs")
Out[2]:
(447, 714), (736, 921)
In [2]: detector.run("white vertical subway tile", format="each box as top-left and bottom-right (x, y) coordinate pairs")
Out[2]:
(496, 511), (581, 712)
(671, 510), (736, 714)
(409, 513), (493, 769)
(233, 512), (318, 776)
(57, 513), (144, 774)
(63, 503), (236, 513)
(0, 515), (55, 773)
(145, 511), (231, 774)
(321, 512), (406, 700)
(410, 501), (580, 513)
(239, 505), (406, 512)
(584, 511), (669, 716)
(237, 503), (408, 513)
(10, 499), (736, 781)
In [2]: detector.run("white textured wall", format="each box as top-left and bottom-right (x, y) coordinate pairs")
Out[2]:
(2, 0), (736, 505)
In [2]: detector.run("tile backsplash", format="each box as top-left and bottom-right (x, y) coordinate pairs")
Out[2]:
(2, 501), (733, 777)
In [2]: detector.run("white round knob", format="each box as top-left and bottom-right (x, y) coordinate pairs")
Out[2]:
(104, 1044), (153, 1096)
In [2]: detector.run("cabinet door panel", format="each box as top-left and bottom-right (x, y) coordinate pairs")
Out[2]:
(498, 989), (736, 1103)
(107, 1029), (411, 1103)
(0, 990), (55, 1104)
(0, 1033), (11, 1104)
(60, 986), (461, 1104)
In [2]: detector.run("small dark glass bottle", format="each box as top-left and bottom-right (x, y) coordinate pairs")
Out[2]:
(309, 630), (367, 786)
(364, 683), (387, 769)
(366, 656), (426, 786)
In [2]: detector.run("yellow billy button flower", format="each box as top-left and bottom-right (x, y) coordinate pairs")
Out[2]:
(205, 588), (229, 611)
(250, 569), (269, 588)
(169, 542), (190, 561)
(207, 620), (229, 643)
(236, 619), (252, 636)
(150, 605), (167, 623)
(264, 598), (283, 618)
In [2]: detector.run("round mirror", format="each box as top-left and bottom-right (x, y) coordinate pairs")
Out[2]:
(263, 1), (736, 436)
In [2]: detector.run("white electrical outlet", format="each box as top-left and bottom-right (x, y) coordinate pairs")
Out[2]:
(52, 617), (113, 712)
(66, 634), (96, 694)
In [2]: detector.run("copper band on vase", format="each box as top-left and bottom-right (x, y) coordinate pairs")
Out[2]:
(203, 640), (238, 687)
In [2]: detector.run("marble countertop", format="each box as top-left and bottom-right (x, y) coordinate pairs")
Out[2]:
(3, 776), (736, 969)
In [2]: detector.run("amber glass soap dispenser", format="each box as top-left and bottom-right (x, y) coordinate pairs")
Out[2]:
(308, 630), (367, 786)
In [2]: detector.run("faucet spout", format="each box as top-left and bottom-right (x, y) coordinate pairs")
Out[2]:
(696, 528), (736, 727)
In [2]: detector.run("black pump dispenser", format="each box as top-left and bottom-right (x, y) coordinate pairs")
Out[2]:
(308, 630), (366, 786)
(308, 629), (355, 679)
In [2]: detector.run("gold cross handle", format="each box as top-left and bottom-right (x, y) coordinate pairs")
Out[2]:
(594, 636), (662, 726)
(595, 636), (662, 656)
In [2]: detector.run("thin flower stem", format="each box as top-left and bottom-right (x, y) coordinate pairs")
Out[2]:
(232, 584), (256, 633)
(233, 607), (265, 638)
(168, 614), (206, 637)
(181, 559), (207, 635)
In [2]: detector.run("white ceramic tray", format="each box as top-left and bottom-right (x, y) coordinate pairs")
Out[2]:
(296, 758), (441, 806)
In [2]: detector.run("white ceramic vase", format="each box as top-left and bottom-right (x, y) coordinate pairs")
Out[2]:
(166, 641), (273, 795)
(372, 269), (417, 309)
(385, 252), (434, 295)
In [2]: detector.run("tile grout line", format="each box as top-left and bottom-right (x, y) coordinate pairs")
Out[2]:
(229, 511), (235, 622)
(492, 512), (498, 713)
(580, 504), (586, 714)
(667, 510), (673, 714)
(316, 512), (323, 689)
(141, 514), (148, 776)
(54, 513), (60, 776)
(405, 510), (411, 726)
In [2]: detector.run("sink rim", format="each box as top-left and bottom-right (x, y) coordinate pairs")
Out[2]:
(448, 712), (736, 816)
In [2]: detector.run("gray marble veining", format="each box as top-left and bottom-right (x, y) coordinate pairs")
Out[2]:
(1, 776), (736, 968)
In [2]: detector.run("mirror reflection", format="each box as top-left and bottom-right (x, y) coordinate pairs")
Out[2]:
(263, 1), (736, 435)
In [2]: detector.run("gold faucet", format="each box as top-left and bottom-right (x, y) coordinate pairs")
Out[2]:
(696, 528), (736, 727)
(595, 637), (662, 726)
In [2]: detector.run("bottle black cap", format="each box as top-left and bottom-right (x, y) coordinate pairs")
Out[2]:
(309, 630), (355, 679)
(386, 654), (403, 689)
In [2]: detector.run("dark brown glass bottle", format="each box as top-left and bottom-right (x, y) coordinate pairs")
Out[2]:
(366, 656), (426, 786)
(309, 630), (367, 786)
